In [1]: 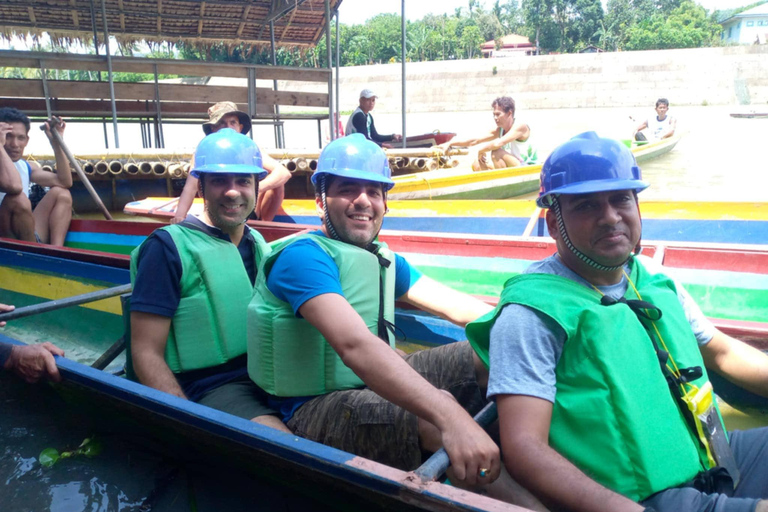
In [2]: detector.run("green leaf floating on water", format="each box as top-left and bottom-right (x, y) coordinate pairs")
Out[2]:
(39, 436), (103, 468)
(39, 447), (60, 468)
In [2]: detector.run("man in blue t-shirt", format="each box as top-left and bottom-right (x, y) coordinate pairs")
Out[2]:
(130, 130), (290, 434)
(248, 135), (546, 508)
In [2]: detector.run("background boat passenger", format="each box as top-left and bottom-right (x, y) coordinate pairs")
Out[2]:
(0, 303), (64, 383)
(130, 129), (290, 433)
(0, 108), (72, 246)
(171, 101), (291, 224)
(467, 132), (768, 512)
(247, 134), (546, 509)
(435, 96), (531, 171)
(345, 89), (402, 146)
(634, 98), (676, 141)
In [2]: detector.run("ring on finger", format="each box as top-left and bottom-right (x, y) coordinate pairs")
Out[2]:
(478, 467), (489, 478)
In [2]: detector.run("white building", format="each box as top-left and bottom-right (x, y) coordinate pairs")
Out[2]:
(721, 4), (768, 45)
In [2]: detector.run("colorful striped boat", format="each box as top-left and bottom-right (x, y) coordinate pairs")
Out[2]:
(123, 198), (768, 245)
(386, 135), (679, 200)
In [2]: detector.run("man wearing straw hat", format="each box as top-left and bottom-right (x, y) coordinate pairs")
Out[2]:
(0, 107), (72, 246)
(172, 101), (291, 224)
(130, 129), (290, 433)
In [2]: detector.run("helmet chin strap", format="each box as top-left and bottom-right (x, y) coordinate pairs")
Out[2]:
(319, 175), (342, 242)
(319, 175), (386, 252)
(551, 197), (632, 273)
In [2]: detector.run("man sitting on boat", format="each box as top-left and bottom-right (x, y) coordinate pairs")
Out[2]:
(247, 134), (547, 507)
(171, 101), (291, 224)
(0, 303), (64, 383)
(0, 108), (72, 246)
(634, 98), (676, 142)
(467, 132), (768, 512)
(345, 89), (402, 146)
(436, 96), (531, 171)
(129, 129), (290, 434)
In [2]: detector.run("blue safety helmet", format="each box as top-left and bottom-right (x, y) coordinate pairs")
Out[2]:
(536, 132), (648, 208)
(312, 134), (395, 191)
(191, 128), (268, 180)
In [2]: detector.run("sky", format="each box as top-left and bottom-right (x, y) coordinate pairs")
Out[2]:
(336, 0), (755, 25)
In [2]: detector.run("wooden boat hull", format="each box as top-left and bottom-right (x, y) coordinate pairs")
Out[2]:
(730, 113), (768, 119)
(2, 230), (768, 507)
(385, 135), (679, 200)
(383, 132), (456, 148)
(124, 197), (768, 246)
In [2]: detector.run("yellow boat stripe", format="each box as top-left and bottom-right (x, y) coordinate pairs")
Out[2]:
(0, 267), (122, 316)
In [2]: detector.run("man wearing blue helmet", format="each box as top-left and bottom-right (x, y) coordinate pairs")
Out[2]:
(246, 134), (547, 502)
(129, 129), (290, 433)
(467, 132), (768, 512)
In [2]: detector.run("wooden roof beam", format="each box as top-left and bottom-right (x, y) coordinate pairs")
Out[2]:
(28, 6), (37, 24)
(118, 0), (126, 31)
(236, 2), (253, 38)
(279, 6), (298, 44)
(156, 0), (162, 35)
(70, 0), (79, 27)
(198, 2), (206, 36)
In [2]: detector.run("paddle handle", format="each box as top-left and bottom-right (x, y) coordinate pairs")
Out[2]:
(413, 401), (499, 482)
(0, 283), (131, 322)
(41, 120), (113, 221)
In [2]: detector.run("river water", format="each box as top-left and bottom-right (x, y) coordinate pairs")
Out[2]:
(25, 105), (767, 203)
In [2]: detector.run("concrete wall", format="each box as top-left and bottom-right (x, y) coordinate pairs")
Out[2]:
(288, 45), (768, 113)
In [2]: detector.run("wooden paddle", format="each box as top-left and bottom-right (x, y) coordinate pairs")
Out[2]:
(413, 402), (498, 482)
(40, 118), (113, 220)
(0, 283), (132, 323)
(522, 207), (543, 237)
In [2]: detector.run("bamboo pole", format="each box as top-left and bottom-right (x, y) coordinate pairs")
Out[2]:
(39, 119), (112, 220)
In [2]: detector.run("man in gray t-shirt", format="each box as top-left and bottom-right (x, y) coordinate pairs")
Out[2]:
(466, 132), (768, 512)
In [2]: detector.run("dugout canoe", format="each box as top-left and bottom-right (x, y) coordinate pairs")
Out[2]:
(1, 229), (767, 509)
(124, 196), (768, 246)
(384, 134), (679, 200)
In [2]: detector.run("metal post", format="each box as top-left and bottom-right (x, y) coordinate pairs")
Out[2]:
(401, 0), (406, 148)
(89, 0), (108, 148)
(39, 61), (52, 119)
(153, 64), (164, 148)
(325, 0), (334, 142)
(247, 67), (256, 140)
(335, 10), (340, 138)
(100, 0), (119, 148)
(270, 21), (284, 148)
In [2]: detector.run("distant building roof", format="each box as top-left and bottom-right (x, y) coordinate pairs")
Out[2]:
(722, 3), (768, 24)
(482, 34), (534, 50)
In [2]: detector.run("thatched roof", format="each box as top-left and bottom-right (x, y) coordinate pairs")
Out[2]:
(0, 0), (342, 50)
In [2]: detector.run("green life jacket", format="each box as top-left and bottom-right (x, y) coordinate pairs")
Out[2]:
(129, 223), (270, 374)
(466, 257), (713, 502)
(248, 234), (396, 397)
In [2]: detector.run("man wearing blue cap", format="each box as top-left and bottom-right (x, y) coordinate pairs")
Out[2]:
(466, 132), (768, 512)
(130, 129), (290, 432)
(246, 134), (549, 502)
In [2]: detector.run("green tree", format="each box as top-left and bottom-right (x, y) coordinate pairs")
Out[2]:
(624, 0), (721, 50)
(459, 24), (485, 58)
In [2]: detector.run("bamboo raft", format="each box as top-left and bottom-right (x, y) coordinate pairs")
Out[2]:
(29, 147), (467, 179)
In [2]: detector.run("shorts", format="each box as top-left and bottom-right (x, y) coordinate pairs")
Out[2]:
(197, 375), (280, 421)
(286, 341), (485, 470)
(641, 427), (768, 512)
